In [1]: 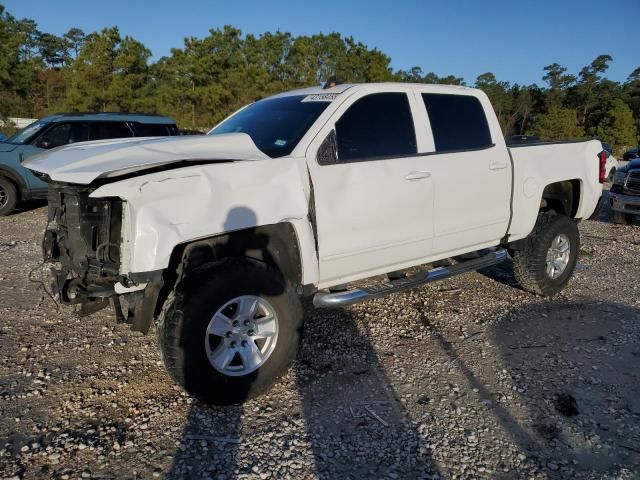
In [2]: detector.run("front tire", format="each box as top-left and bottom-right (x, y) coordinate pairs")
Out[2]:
(0, 177), (18, 216)
(157, 258), (303, 405)
(511, 212), (580, 296)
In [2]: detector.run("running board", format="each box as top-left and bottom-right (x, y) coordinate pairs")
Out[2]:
(313, 248), (508, 308)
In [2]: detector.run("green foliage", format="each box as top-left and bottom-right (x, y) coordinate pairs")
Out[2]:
(0, 2), (638, 143)
(532, 106), (585, 140)
(595, 99), (638, 154)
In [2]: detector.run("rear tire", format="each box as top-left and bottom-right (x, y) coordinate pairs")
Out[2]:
(612, 211), (635, 225)
(511, 212), (580, 296)
(156, 257), (303, 405)
(0, 177), (18, 216)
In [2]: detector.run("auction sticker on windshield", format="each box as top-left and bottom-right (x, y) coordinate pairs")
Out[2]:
(301, 93), (340, 102)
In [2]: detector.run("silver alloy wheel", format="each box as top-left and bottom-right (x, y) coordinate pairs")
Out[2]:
(0, 184), (7, 209)
(204, 295), (279, 377)
(545, 233), (571, 279)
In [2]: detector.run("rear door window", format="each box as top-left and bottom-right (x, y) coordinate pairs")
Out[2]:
(90, 122), (134, 141)
(335, 93), (417, 162)
(421, 93), (492, 152)
(130, 123), (177, 136)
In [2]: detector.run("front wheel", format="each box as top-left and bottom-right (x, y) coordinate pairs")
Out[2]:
(156, 258), (303, 405)
(511, 212), (580, 296)
(0, 177), (18, 216)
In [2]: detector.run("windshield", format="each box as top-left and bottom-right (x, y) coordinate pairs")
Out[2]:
(209, 95), (331, 157)
(5, 120), (48, 144)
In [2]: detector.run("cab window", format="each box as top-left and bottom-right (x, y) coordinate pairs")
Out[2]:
(335, 93), (417, 162)
(421, 93), (492, 152)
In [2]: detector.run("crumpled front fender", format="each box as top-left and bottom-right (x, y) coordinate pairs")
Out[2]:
(90, 157), (319, 284)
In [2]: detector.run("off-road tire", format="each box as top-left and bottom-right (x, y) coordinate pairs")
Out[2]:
(511, 212), (579, 297)
(156, 257), (303, 405)
(612, 211), (635, 225)
(0, 177), (18, 216)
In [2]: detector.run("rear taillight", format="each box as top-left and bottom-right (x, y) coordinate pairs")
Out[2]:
(598, 151), (607, 183)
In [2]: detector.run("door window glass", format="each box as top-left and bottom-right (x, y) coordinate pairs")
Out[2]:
(335, 93), (417, 161)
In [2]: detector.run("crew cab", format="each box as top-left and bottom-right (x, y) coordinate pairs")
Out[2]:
(24, 83), (604, 405)
(0, 113), (178, 216)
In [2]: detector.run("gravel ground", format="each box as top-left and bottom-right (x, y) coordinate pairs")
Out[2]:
(1, 191), (639, 480)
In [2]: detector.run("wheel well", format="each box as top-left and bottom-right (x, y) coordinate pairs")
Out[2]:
(163, 222), (303, 294)
(540, 180), (580, 217)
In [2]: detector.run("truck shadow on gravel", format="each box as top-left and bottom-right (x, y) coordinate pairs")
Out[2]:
(166, 305), (442, 479)
(489, 300), (640, 477)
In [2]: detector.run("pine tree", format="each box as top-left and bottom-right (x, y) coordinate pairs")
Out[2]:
(595, 99), (638, 155)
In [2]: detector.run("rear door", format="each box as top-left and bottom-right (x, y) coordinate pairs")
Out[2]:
(307, 87), (435, 286)
(414, 90), (511, 255)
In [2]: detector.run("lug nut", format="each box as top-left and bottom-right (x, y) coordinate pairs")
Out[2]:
(225, 331), (232, 338)
(243, 320), (251, 326)
(232, 320), (239, 327)
(247, 330), (254, 336)
(230, 341), (237, 348)
(241, 340), (248, 347)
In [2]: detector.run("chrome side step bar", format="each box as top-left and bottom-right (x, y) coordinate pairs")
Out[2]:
(313, 248), (508, 308)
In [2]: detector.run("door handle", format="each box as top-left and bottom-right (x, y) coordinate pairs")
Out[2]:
(489, 162), (508, 170)
(405, 171), (431, 180)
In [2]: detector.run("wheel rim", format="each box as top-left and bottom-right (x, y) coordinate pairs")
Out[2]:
(545, 234), (571, 279)
(0, 184), (8, 209)
(204, 295), (279, 377)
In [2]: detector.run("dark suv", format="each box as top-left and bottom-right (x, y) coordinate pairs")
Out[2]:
(0, 113), (178, 215)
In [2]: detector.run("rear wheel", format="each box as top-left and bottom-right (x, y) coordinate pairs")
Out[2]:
(511, 212), (580, 296)
(0, 177), (18, 216)
(157, 257), (303, 405)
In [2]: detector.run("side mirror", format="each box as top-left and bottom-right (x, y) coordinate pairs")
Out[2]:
(317, 130), (338, 165)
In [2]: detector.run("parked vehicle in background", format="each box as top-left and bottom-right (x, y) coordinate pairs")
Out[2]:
(26, 83), (604, 405)
(602, 145), (618, 182)
(622, 147), (639, 162)
(0, 113), (178, 216)
(609, 158), (640, 225)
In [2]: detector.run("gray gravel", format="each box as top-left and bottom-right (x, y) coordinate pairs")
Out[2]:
(1, 194), (639, 480)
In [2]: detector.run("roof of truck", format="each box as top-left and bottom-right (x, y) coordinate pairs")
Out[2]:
(269, 82), (475, 100)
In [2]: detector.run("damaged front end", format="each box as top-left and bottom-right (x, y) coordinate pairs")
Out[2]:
(43, 184), (162, 333)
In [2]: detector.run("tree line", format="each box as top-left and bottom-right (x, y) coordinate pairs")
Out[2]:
(1, 4), (638, 154)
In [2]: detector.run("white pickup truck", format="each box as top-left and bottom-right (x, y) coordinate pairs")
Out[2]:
(25, 83), (604, 405)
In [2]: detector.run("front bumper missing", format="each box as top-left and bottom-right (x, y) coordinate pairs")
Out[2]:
(48, 265), (163, 333)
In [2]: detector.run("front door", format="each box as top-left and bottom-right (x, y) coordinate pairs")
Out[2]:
(307, 89), (434, 287)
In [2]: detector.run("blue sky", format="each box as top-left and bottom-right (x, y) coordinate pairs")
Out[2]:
(5, 0), (639, 86)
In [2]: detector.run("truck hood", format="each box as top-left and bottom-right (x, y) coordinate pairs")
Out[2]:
(23, 133), (270, 184)
(619, 158), (640, 172)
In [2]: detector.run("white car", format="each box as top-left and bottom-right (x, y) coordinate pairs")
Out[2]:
(26, 83), (604, 405)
